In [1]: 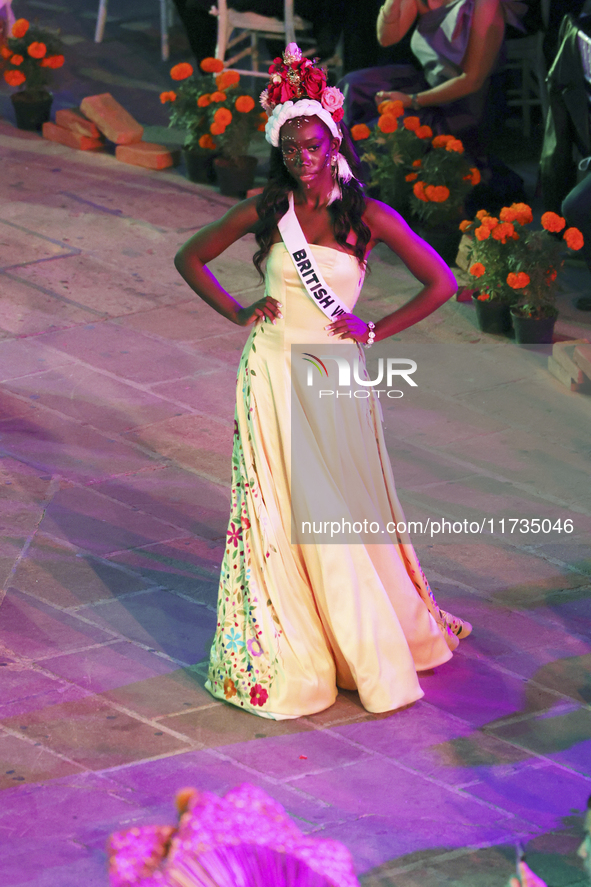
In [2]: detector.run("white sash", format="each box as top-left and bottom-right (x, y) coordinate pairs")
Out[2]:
(277, 192), (351, 321)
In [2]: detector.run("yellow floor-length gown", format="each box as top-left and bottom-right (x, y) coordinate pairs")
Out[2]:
(205, 235), (460, 719)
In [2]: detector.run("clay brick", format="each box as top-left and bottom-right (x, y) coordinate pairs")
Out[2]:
(115, 142), (178, 170)
(80, 93), (143, 145)
(55, 108), (102, 140)
(42, 122), (105, 151)
(455, 233), (472, 272)
(574, 343), (591, 381)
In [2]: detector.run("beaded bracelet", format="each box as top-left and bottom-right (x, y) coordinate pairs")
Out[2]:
(364, 321), (376, 349)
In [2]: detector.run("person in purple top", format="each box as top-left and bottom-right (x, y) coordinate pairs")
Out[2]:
(339, 0), (525, 153)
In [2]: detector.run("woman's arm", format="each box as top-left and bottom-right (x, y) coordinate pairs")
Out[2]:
(377, 0), (420, 46)
(174, 198), (282, 326)
(378, 0), (505, 107)
(326, 198), (457, 343)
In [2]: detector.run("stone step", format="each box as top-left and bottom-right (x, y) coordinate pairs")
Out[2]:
(80, 93), (143, 145)
(547, 355), (591, 392)
(55, 108), (102, 140)
(115, 142), (179, 170)
(574, 343), (591, 381)
(41, 121), (105, 151)
(551, 338), (589, 383)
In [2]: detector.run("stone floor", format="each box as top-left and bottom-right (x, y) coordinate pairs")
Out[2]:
(1, 2), (591, 886)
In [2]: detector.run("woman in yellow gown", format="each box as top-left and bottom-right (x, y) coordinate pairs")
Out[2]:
(174, 45), (471, 720)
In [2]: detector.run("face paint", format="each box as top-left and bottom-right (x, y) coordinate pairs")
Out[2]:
(280, 117), (335, 183)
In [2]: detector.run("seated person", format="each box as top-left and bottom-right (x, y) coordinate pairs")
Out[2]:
(338, 0), (524, 155)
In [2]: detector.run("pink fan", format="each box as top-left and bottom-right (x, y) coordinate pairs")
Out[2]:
(107, 783), (360, 887)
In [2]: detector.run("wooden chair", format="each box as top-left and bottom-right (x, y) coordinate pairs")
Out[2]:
(210, 0), (315, 78)
(94, 0), (174, 62)
(501, 0), (550, 137)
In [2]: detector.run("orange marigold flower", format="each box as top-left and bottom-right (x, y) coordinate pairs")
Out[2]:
(446, 138), (464, 153)
(464, 166), (481, 185)
(541, 211), (566, 232)
(12, 18), (29, 38)
(216, 70), (240, 90)
(492, 221), (515, 243)
(477, 292), (492, 300)
(403, 115), (420, 131)
(42, 54), (65, 69)
(197, 94), (211, 107)
(10, 54), (24, 65)
(170, 62), (193, 81)
(1, 46), (12, 59)
(459, 219), (471, 232)
(235, 94), (255, 113)
(210, 121), (226, 135)
(412, 158), (422, 167)
(214, 107), (232, 126)
(476, 209), (489, 220)
(350, 123), (371, 141)
(160, 90), (177, 103)
(501, 202), (533, 226)
(200, 57), (224, 73)
(257, 122), (266, 131)
(432, 134), (454, 148)
(377, 99), (404, 117)
(424, 184), (450, 202)
(4, 70), (26, 87)
(27, 42), (47, 59)
(564, 226), (584, 250)
(507, 271), (530, 289)
(210, 91), (226, 102)
(377, 114), (397, 133)
(470, 262), (486, 278)
(475, 225), (490, 241)
(405, 172), (418, 182)
(413, 180), (428, 202)
(416, 124), (433, 139)
(199, 133), (216, 149)
(481, 216), (498, 230)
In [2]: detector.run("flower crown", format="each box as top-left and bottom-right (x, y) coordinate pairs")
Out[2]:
(259, 43), (344, 124)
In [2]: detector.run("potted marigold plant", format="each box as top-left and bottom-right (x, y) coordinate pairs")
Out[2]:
(353, 100), (430, 214)
(162, 57), (262, 192)
(408, 133), (480, 264)
(461, 205), (585, 342)
(354, 106), (480, 264)
(1, 17), (64, 130)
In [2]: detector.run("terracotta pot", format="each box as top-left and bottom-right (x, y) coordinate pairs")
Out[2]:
(183, 148), (218, 184)
(11, 91), (52, 131)
(214, 155), (258, 198)
(510, 310), (557, 345)
(472, 295), (512, 335)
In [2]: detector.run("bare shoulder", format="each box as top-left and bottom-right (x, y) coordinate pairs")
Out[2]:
(363, 196), (411, 244)
(472, 0), (503, 26)
(217, 195), (260, 233)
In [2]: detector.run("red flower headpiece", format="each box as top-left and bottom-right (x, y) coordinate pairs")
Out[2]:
(260, 43), (344, 124)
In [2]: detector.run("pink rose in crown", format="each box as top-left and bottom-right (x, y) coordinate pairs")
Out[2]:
(302, 65), (326, 100)
(331, 107), (344, 123)
(321, 86), (344, 115)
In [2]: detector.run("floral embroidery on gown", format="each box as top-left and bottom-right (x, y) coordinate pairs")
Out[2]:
(205, 235), (466, 720)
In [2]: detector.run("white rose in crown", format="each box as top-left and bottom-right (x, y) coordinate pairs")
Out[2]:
(321, 86), (345, 114)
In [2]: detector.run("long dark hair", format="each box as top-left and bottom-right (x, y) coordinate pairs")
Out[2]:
(253, 121), (371, 281)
